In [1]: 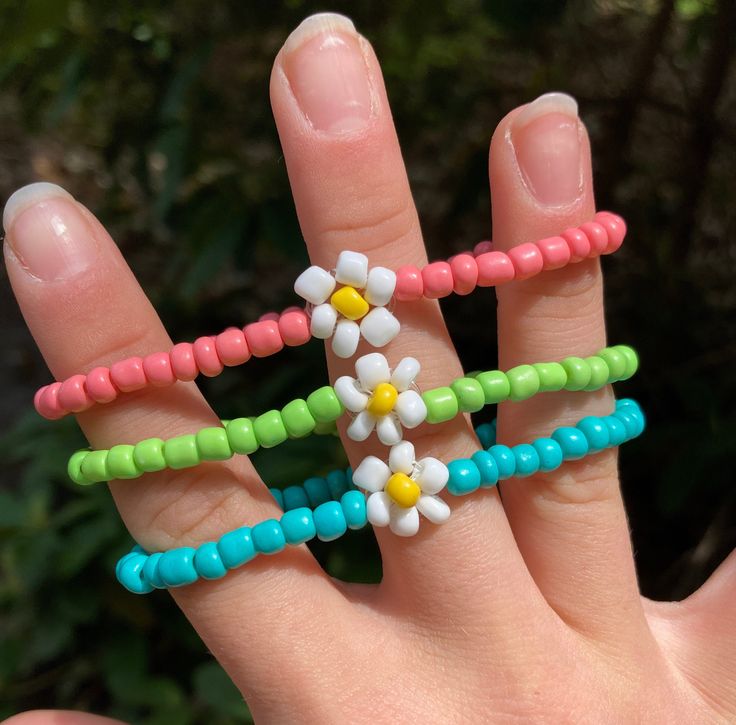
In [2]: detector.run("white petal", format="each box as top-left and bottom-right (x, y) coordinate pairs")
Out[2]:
(416, 494), (451, 524)
(364, 266), (396, 307)
(377, 414), (402, 446)
(347, 410), (376, 442)
(352, 456), (391, 493)
(294, 266), (335, 305)
(388, 441), (415, 475)
(331, 320), (360, 358)
(310, 303), (337, 339)
(366, 491), (391, 527)
(390, 356), (421, 392)
(355, 352), (390, 391)
(335, 250), (369, 288)
(389, 506), (420, 537)
(333, 376), (368, 413)
(395, 390), (427, 429)
(360, 307), (401, 348)
(415, 457), (449, 495)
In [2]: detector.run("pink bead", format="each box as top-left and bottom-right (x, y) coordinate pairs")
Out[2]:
(86, 366), (118, 404)
(421, 261), (454, 299)
(473, 241), (493, 256)
(170, 342), (198, 381)
(245, 320), (284, 358)
(259, 311), (280, 322)
(143, 352), (176, 386)
(279, 310), (311, 347)
(450, 254), (478, 296)
(594, 211), (626, 254)
(476, 251), (515, 287)
(36, 382), (65, 420)
(507, 242), (544, 281)
(215, 328), (250, 366)
(579, 222), (608, 257)
(561, 228), (591, 263)
(58, 374), (93, 413)
(110, 357), (147, 393)
(536, 236), (572, 271)
(395, 265), (424, 302)
(193, 336), (224, 377)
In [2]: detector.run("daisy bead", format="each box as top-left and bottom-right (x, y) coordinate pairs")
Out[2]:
(353, 441), (451, 536)
(334, 353), (428, 446)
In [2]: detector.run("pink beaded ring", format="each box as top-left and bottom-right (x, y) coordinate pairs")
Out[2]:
(34, 211), (626, 421)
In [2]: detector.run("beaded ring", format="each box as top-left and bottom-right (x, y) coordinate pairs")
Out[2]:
(34, 211), (626, 420)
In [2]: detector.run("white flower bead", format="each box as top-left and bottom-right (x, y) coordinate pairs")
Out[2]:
(364, 266), (396, 307)
(415, 457), (449, 495)
(334, 376), (368, 413)
(331, 319), (361, 358)
(388, 440), (415, 475)
(335, 250), (369, 287)
(376, 415), (402, 446)
(390, 357), (421, 392)
(347, 410), (376, 441)
(394, 390), (427, 429)
(310, 303), (337, 339)
(294, 266), (335, 305)
(416, 494), (451, 524)
(366, 491), (392, 527)
(389, 506), (420, 537)
(355, 353), (391, 391)
(352, 455), (390, 493)
(360, 307), (400, 348)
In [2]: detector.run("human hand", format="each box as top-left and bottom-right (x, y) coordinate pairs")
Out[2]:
(4, 12), (735, 724)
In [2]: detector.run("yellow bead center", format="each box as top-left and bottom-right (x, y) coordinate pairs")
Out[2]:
(366, 382), (398, 417)
(386, 472), (421, 508)
(330, 286), (369, 321)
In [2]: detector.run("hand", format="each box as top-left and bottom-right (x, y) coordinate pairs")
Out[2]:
(4, 12), (734, 725)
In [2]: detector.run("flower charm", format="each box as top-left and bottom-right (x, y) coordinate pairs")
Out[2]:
(294, 251), (400, 358)
(334, 353), (427, 445)
(352, 441), (451, 536)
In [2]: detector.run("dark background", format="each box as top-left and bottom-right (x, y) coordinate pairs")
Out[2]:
(1, 1), (734, 722)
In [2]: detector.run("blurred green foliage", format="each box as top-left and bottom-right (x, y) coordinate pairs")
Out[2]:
(0, 0), (734, 721)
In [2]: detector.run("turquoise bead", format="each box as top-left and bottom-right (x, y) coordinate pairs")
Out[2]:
(512, 444), (540, 477)
(304, 476), (331, 507)
(447, 459), (481, 496)
(341, 490), (367, 529)
(280, 507), (317, 545)
(270, 487), (284, 510)
(604, 417), (627, 447)
(489, 444), (516, 479)
(282, 485), (310, 511)
(194, 542), (227, 580)
(217, 526), (256, 568)
(313, 501), (347, 542)
(577, 416), (610, 452)
(252, 519), (286, 554)
(158, 547), (198, 587)
(532, 438), (564, 472)
(551, 426), (589, 460)
(475, 422), (496, 449)
(117, 553), (154, 594)
(142, 552), (165, 589)
(613, 404), (642, 438)
(471, 450), (498, 487)
(326, 469), (349, 500)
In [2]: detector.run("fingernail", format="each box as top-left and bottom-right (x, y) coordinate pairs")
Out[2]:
(282, 13), (373, 135)
(511, 92), (582, 207)
(2, 182), (98, 281)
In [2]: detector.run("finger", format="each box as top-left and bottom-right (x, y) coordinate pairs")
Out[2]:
(489, 94), (647, 642)
(270, 13), (541, 623)
(2, 183), (345, 699)
(2, 711), (128, 725)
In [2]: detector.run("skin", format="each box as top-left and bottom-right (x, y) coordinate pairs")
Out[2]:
(3, 13), (735, 725)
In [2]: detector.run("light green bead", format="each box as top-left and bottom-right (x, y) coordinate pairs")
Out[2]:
(560, 357), (591, 391)
(614, 345), (639, 379)
(314, 419), (339, 436)
(422, 387), (459, 424)
(584, 356), (610, 391)
(475, 370), (510, 404)
(281, 398), (316, 438)
(68, 449), (89, 485)
(196, 427), (232, 461)
(80, 449), (110, 484)
(253, 410), (288, 449)
(226, 418), (259, 455)
(133, 438), (166, 472)
(506, 364), (540, 401)
(450, 377), (485, 413)
(597, 347), (627, 382)
(107, 444), (140, 479)
(306, 386), (344, 423)
(164, 434), (200, 470)
(533, 362), (567, 392)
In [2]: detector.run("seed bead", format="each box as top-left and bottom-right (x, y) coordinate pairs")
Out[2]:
(532, 438), (564, 472)
(532, 362), (568, 392)
(584, 356), (610, 391)
(194, 542), (227, 580)
(597, 347), (627, 382)
(253, 410), (288, 449)
(551, 427), (590, 460)
(613, 345), (639, 379)
(303, 476), (332, 508)
(217, 526), (256, 569)
(281, 398), (316, 439)
(506, 364), (541, 401)
(306, 386), (344, 423)
(282, 485), (310, 511)
(475, 370), (511, 404)
(577, 416), (610, 452)
(107, 444), (140, 479)
(447, 459), (481, 495)
(193, 336), (224, 377)
(80, 449), (110, 484)
(422, 387), (459, 424)
(450, 377), (485, 413)
(341, 490), (367, 529)
(313, 501), (347, 542)
(471, 450), (499, 487)
(489, 444), (516, 479)
(512, 444), (540, 477)
(164, 434), (200, 470)
(280, 507), (317, 545)
(560, 356), (591, 391)
(195, 427), (232, 461)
